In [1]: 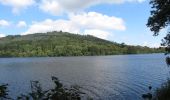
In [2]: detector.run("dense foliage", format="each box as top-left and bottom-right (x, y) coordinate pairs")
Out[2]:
(0, 31), (164, 57)
(147, 0), (170, 36)
(147, 0), (170, 54)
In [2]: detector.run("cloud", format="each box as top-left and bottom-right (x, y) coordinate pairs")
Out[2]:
(21, 19), (80, 35)
(39, 0), (146, 15)
(84, 29), (111, 39)
(21, 12), (125, 39)
(39, 0), (63, 15)
(136, 0), (146, 3)
(70, 12), (126, 31)
(0, 0), (35, 13)
(0, 20), (10, 27)
(0, 34), (6, 38)
(0, 0), (146, 14)
(142, 41), (160, 47)
(17, 21), (27, 28)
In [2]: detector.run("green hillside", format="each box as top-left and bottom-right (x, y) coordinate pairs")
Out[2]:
(0, 31), (164, 57)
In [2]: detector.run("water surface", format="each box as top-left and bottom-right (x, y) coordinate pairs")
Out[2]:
(0, 54), (169, 100)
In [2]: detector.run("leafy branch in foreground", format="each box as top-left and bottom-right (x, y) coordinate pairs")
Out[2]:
(0, 76), (90, 100)
(0, 84), (11, 99)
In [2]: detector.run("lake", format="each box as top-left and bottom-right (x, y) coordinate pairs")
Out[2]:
(0, 54), (169, 100)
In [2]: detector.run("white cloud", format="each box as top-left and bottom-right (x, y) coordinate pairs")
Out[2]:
(135, 0), (146, 3)
(17, 21), (27, 28)
(70, 12), (126, 31)
(39, 0), (146, 15)
(0, 34), (6, 38)
(84, 29), (111, 39)
(152, 43), (161, 48)
(0, 0), (146, 14)
(39, 0), (63, 15)
(142, 41), (160, 48)
(21, 12), (125, 40)
(0, 0), (35, 13)
(143, 41), (148, 46)
(21, 19), (80, 35)
(0, 20), (10, 27)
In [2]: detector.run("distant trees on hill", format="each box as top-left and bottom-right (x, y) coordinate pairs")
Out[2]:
(0, 31), (164, 57)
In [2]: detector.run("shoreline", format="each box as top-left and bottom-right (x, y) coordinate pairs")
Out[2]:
(0, 52), (164, 58)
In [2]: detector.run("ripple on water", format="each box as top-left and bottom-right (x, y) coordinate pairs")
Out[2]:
(0, 54), (168, 100)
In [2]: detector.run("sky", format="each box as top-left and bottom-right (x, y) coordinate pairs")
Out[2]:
(0, 0), (167, 47)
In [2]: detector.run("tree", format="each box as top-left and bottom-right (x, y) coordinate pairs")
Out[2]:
(146, 1), (170, 99)
(147, 0), (170, 54)
(147, 0), (170, 36)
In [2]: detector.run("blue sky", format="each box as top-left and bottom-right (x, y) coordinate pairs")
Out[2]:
(0, 0), (167, 47)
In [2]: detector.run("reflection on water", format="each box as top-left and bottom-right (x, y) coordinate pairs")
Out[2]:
(0, 54), (169, 99)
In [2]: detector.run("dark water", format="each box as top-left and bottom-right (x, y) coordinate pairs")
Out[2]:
(0, 54), (169, 100)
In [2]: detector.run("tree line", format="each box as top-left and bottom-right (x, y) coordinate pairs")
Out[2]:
(0, 31), (164, 57)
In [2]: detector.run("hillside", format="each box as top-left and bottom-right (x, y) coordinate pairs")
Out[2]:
(0, 31), (164, 57)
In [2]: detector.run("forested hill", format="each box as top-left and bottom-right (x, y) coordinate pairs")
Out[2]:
(0, 31), (164, 57)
